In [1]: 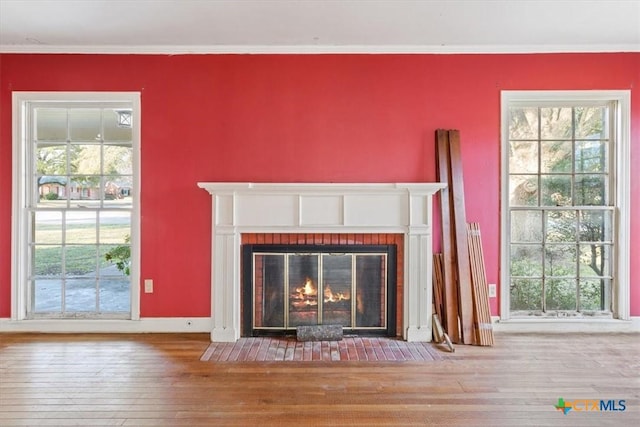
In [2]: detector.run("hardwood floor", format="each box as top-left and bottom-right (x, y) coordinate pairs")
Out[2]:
(1, 332), (638, 426)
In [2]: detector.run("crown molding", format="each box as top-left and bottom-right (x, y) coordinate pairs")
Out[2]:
(2, 44), (639, 55)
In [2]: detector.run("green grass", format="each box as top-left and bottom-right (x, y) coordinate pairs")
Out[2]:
(36, 223), (129, 244)
(34, 224), (130, 276)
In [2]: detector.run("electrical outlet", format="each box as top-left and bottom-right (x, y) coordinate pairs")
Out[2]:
(144, 279), (154, 293)
(488, 283), (497, 298)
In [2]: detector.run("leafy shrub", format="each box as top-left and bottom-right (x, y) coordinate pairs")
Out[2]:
(105, 235), (131, 276)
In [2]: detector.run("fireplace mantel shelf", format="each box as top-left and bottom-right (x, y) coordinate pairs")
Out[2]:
(198, 182), (445, 342)
(198, 182), (446, 193)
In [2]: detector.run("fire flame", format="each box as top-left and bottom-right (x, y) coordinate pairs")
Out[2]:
(290, 278), (351, 308)
(324, 285), (350, 303)
(301, 278), (317, 296)
(291, 277), (318, 307)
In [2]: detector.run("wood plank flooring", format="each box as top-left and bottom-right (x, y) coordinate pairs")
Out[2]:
(1, 332), (638, 426)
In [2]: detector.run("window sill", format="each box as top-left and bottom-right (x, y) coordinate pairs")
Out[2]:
(492, 316), (639, 333)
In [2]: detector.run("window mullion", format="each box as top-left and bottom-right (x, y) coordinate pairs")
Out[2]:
(571, 108), (579, 312)
(61, 209), (67, 315)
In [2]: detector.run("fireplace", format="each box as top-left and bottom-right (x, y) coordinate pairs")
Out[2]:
(243, 243), (397, 336)
(198, 182), (445, 342)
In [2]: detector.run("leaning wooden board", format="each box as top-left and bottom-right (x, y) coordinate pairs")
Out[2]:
(447, 130), (475, 345)
(435, 130), (460, 343)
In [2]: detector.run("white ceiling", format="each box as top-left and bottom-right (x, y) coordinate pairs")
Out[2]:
(1, 0), (639, 54)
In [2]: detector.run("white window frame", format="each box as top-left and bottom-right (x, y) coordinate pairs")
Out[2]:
(500, 90), (630, 321)
(11, 92), (141, 321)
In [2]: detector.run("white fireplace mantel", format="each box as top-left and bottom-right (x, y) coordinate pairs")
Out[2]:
(198, 182), (445, 342)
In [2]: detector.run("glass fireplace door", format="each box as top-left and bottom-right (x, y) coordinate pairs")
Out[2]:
(288, 254), (320, 326)
(246, 245), (395, 336)
(321, 254), (352, 326)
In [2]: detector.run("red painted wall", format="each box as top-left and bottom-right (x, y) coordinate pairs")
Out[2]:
(1, 53), (638, 318)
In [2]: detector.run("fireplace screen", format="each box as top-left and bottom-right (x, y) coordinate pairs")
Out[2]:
(242, 245), (396, 336)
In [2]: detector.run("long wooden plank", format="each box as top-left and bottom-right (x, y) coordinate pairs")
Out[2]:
(467, 223), (482, 345)
(447, 130), (475, 345)
(467, 222), (495, 346)
(435, 129), (460, 343)
(432, 253), (445, 321)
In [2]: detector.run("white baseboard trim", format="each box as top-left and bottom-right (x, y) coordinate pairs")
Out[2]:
(0, 317), (213, 333)
(2, 316), (637, 334)
(491, 316), (640, 333)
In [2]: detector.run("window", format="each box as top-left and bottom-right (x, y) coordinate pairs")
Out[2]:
(501, 91), (630, 320)
(12, 93), (140, 320)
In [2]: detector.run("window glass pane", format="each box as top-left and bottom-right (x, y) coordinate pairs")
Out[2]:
(541, 141), (572, 173)
(575, 106), (608, 139)
(576, 140), (606, 173)
(510, 244), (543, 276)
(35, 108), (67, 141)
(104, 145), (132, 174)
(509, 175), (538, 206)
(100, 244), (130, 274)
(65, 278), (97, 312)
(579, 278), (610, 311)
(68, 175), (102, 208)
(545, 210), (576, 242)
(34, 211), (62, 244)
(36, 144), (68, 175)
(69, 109), (101, 142)
(103, 109), (132, 142)
(579, 244), (611, 277)
(511, 211), (542, 242)
(545, 278), (577, 311)
(103, 144), (134, 208)
(66, 211), (97, 244)
(104, 176), (133, 208)
(509, 140), (538, 173)
(540, 107), (573, 139)
(99, 212), (131, 244)
(545, 244), (577, 276)
(34, 244), (62, 276)
(579, 210), (612, 242)
(33, 279), (61, 312)
(574, 174), (606, 206)
(508, 107), (538, 139)
(75, 144), (102, 175)
(65, 245), (98, 277)
(541, 175), (571, 206)
(99, 278), (131, 312)
(510, 278), (542, 311)
(38, 185), (67, 206)
(36, 176), (68, 205)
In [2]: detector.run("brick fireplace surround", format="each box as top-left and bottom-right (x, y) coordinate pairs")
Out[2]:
(198, 182), (445, 342)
